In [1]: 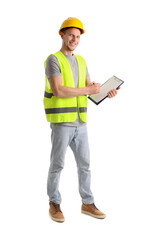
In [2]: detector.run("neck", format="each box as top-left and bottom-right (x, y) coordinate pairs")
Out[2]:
(60, 46), (74, 56)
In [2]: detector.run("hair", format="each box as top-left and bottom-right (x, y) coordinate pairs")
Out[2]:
(60, 27), (82, 34)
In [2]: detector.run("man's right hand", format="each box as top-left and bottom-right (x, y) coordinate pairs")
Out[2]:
(88, 82), (100, 95)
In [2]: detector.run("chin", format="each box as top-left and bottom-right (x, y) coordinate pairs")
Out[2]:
(68, 45), (77, 51)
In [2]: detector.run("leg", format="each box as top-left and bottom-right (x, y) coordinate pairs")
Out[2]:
(47, 124), (72, 204)
(69, 125), (94, 204)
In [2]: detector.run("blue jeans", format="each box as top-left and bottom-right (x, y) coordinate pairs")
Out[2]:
(47, 124), (94, 204)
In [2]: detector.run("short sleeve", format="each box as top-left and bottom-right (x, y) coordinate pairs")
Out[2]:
(45, 55), (62, 79)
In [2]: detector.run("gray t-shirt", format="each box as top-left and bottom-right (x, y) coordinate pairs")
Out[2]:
(45, 53), (89, 127)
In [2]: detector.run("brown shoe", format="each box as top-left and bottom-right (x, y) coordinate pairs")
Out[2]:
(49, 201), (65, 222)
(81, 203), (106, 219)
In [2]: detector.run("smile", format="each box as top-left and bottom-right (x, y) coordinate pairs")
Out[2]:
(69, 42), (76, 46)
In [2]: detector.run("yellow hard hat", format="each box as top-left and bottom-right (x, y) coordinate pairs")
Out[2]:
(59, 17), (85, 35)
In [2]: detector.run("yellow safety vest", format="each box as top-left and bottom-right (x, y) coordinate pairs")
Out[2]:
(44, 51), (87, 123)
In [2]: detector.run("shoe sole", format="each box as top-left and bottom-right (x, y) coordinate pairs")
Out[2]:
(81, 210), (106, 219)
(49, 213), (65, 223)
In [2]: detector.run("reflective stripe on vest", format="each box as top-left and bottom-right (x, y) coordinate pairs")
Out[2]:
(44, 51), (87, 123)
(44, 91), (53, 98)
(45, 107), (87, 114)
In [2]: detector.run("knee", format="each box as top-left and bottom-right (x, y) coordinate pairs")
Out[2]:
(49, 161), (64, 173)
(78, 162), (90, 173)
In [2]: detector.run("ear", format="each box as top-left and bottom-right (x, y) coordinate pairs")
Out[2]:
(60, 32), (64, 39)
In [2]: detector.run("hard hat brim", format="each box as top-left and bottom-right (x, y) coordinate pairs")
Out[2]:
(59, 27), (85, 35)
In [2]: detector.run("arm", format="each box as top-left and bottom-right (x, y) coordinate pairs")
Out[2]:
(49, 75), (100, 98)
(86, 76), (120, 98)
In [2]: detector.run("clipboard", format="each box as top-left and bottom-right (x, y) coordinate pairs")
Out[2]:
(88, 76), (124, 105)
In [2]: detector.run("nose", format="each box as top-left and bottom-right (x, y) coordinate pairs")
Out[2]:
(72, 36), (76, 42)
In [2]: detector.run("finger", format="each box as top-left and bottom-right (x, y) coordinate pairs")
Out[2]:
(113, 89), (117, 96)
(95, 83), (101, 87)
(108, 92), (112, 98)
(108, 90), (113, 97)
(108, 89), (117, 98)
(97, 86), (100, 92)
(112, 89), (117, 96)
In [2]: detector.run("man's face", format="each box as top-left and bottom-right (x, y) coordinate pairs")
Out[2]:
(61, 28), (81, 52)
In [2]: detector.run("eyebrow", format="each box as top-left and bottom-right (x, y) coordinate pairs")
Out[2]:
(69, 33), (80, 37)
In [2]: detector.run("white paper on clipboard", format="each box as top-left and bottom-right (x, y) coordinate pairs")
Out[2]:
(88, 76), (124, 105)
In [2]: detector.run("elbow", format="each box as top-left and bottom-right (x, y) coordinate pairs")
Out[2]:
(51, 86), (62, 97)
(54, 91), (60, 98)
(55, 93), (62, 98)
(53, 89), (63, 98)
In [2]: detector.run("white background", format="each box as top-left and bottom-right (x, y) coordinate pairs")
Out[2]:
(0, 0), (160, 239)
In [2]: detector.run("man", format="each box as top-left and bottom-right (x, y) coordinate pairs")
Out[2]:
(44, 17), (118, 223)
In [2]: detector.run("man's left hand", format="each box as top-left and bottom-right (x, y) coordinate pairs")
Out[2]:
(108, 87), (120, 98)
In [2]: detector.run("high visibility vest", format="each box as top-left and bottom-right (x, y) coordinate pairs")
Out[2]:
(44, 51), (87, 123)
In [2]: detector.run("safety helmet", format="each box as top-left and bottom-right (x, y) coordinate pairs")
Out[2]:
(59, 17), (85, 35)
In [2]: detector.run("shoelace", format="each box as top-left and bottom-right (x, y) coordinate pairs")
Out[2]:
(90, 203), (98, 210)
(52, 203), (62, 213)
